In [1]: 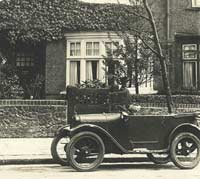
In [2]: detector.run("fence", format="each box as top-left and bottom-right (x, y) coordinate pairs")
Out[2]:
(138, 102), (200, 109)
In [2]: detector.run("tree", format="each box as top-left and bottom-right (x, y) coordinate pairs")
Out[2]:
(113, 0), (173, 112)
(142, 0), (173, 113)
(114, 34), (156, 94)
(103, 1), (156, 95)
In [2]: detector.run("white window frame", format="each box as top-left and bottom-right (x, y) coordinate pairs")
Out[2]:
(182, 44), (197, 60)
(104, 41), (120, 58)
(65, 32), (124, 87)
(68, 41), (82, 58)
(85, 41), (100, 57)
(192, 0), (200, 7)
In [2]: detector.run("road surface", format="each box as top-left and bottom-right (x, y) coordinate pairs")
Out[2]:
(0, 162), (200, 179)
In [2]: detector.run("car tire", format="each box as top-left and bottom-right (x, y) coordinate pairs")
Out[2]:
(147, 153), (171, 164)
(170, 132), (200, 169)
(51, 134), (69, 166)
(67, 131), (105, 172)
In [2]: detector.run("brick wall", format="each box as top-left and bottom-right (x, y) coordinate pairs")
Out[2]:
(151, 0), (200, 41)
(170, 0), (200, 91)
(169, 0), (200, 41)
(0, 100), (67, 138)
(45, 40), (66, 99)
(151, 0), (200, 92)
(0, 98), (200, 138)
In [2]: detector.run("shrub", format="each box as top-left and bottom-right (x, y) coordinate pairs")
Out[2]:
(0, 64), (24, 99)
(24, 74), (45, 99)
(76, 79), (106, 89)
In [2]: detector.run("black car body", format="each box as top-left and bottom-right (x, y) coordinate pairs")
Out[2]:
(52, 86), (200, 171)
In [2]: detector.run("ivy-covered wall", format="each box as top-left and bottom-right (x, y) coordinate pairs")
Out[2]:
(0, 101), (67, 138)
(0, 0), (138, 43)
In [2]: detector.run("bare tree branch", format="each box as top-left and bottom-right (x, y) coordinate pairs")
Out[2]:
(137, 35), (160, 57)
(143, 0), (173, 113)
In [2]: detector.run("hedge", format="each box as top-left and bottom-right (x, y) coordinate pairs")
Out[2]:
(132, 94), (200, 104)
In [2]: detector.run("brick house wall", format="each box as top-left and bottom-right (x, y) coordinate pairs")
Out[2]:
(169, 0), (200, 92)
(152, 0), (200, 93)
(45, 39), (66, 99)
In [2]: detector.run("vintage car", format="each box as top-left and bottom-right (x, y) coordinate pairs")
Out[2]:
(51, 86), (200, 172)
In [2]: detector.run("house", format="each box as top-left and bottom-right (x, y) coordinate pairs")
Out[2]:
(46, 31), (155, 98)
(0, 0), (155, 98)
(1, 0), (200, 98)
(152, 0), (200, 93)
(46, 0), (200, 97)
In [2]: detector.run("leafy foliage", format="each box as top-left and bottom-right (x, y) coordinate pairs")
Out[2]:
(104, 35), (156, 92)
(24, 74), (45, 99)
(0, 64), (24, 99)
(76, 79), (106, 89)
(0, 0), (139, 44)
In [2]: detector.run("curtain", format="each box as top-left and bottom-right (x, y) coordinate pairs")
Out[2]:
(96, 61), (99, 79)
(70, 61), (78, 85)
(183, 62), (196, 89)
(86, 61), (93, 80)
(86, 61), (99, 80)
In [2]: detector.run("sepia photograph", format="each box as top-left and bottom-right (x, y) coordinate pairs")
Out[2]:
(0, 0), (200, 178)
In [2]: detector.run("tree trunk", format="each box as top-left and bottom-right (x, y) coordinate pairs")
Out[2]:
(108, 60), (115, 87)
(127, 62), (133, 88)
(143, 0), (173, 113)
(135, 37), (139, 94)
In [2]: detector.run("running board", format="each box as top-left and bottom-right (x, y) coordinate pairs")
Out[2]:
(128, 148), (169, 154)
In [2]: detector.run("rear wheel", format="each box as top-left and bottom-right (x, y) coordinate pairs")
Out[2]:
(170, 132), (200, 169)
(67, 131), (105, 172)
(147, 153), (170, 164)
(51, 134), (70, 166)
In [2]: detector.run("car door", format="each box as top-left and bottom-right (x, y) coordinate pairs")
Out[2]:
(126, 115), (168, 150)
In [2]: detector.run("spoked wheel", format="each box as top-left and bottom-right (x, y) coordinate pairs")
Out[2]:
(170, 132), (200, 169)
(51, 134), (70, 166)
(147, 153), (171, 164)
(67, 131), (105, 172)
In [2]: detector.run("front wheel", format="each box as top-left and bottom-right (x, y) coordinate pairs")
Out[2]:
(51, 133), (70, 166)
(67, 131), (105, 172)
(170, 132), (200, 169)
(147, 153), (171, 164)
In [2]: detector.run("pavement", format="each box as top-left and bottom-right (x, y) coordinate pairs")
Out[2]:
(0, 138), (54, 165)
(0, 138), (148, 165)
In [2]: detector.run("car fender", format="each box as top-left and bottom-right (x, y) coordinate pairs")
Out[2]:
(55, 125), (71, 137)
(70, 124), (129, 154)
(169, 123), (200, 144)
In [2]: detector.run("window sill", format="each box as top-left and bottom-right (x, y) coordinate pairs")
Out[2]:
(186, 7), (200, 11)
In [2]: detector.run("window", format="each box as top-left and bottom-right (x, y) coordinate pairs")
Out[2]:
(182, 44), (199, 89)
(69, 61), (80, 85)
(16, 52), (34, 67)
(182, 44), (197, 59)
(105, 42), (119, 56)
(183, 62), (197, 89)
(86, 42), (100, 56)
(86, 61), (99, 80)
(70, 42), (81, 56)
(66, 35), (121, 87)
(192, 0), (200, 7)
